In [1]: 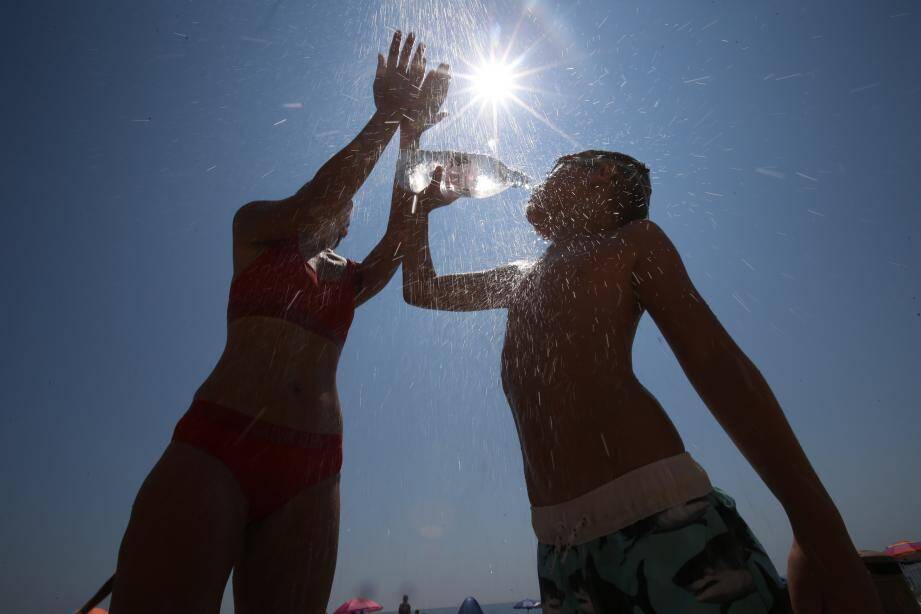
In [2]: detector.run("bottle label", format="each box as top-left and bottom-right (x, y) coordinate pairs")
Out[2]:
(443, 153), (475, 197)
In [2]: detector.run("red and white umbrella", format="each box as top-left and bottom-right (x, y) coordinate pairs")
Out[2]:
(333, 598), (383, 614)
(885, 540), (921, 557)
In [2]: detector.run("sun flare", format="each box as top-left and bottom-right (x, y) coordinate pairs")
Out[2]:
(471, 61), (517, 104)
(448, 12), (580, 148)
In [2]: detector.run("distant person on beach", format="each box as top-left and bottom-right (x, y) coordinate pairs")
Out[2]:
(75, 31), (452, 614)
(398, 594), (412, 614)
(399, 123), (883, 610)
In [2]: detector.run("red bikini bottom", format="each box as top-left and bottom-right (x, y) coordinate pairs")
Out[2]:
(172, 400), (343, 521)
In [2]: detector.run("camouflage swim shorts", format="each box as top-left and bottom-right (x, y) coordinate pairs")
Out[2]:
(537, 489), (792, 613)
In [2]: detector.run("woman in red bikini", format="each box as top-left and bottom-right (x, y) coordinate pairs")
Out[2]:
(95, 32), (451, 614)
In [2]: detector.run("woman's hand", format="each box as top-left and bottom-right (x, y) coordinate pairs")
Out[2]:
(374, 31), (425, 117)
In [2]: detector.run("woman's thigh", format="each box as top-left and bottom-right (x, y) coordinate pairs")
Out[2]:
(110, 442), (248, 614)
(233, 474), (340, 614)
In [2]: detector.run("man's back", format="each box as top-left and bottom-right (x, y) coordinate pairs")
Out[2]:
(500, 223), (684, 506)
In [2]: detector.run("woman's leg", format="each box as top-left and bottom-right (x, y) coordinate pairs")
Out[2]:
(233, 474), (340, 614)
(109, 442), (248, 614)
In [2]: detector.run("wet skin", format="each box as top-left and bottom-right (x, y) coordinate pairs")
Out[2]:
(507, 162), (677, 503)
(403, 159), (684, 506)
(400, 154), (884, 614)
(195, 241), (352, 435)
(500, 234), (684, 506)
(108, 30), (448, 614)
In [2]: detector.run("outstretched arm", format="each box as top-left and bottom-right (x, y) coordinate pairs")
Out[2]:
(393, 67), (525, 312)
(400, 166), (525, 312)
(626, 220), (881, 614)
(353, 61), (453, 306)
(352, 181), (406, 307)
(234, 31), (423, 247)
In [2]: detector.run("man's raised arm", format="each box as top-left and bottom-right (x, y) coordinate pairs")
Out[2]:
(400, 167), (525, 312)
(396, 65), (524, 313)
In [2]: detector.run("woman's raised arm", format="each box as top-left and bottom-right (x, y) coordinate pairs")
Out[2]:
(234, 31), (426, 247)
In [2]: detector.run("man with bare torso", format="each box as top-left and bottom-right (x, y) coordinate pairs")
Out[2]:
(398, 143), (882, 613)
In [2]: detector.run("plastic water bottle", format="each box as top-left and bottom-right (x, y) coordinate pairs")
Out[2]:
(397, 149), (532, 199)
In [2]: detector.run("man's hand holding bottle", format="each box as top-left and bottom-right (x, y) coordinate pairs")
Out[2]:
(410, 166), (462, 215)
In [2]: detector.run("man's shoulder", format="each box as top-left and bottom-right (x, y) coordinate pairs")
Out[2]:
(606, 220), (676, 262)
(570, 222), (675, 283)
(615, 219), (668, 245)
(578, 221), (665, 261)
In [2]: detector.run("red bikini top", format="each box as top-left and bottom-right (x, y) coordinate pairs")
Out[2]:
(227, 239), (360, 348)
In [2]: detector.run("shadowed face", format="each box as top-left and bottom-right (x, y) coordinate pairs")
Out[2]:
(331, 202), (352, 249)
(334, 200), (353, 246)
(304, 199), (353, 251)
(526, 153), (650, 241)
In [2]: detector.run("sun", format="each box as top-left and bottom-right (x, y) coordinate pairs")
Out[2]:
(447, 12), (581, 148)
(471, 60), (518, 104)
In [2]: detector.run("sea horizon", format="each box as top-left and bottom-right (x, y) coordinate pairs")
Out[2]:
(380, 601), (524, 614)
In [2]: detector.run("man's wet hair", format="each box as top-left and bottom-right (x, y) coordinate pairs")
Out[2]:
(557, 150), (652, 223)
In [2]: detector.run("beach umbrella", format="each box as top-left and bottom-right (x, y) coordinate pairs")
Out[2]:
(513, 598), (541, 611)
(457, 596), (485, 614)
(885, 541), (921, 557)
(333, 598), (383, 614)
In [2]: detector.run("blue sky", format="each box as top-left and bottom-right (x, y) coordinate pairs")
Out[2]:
(1, 0), (920, 611)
